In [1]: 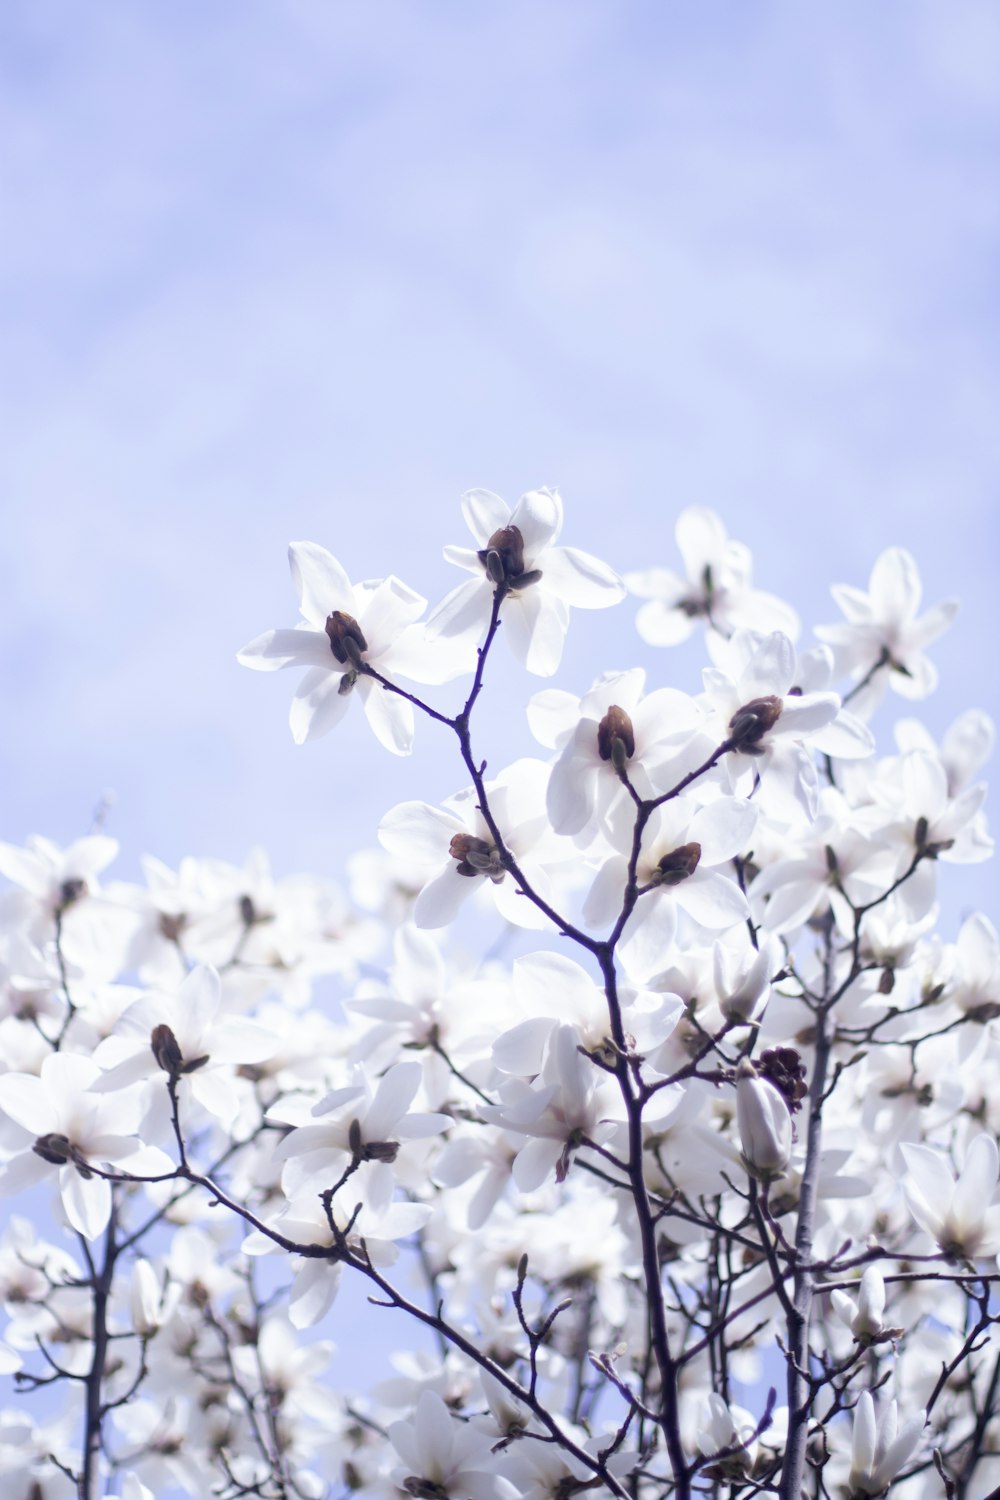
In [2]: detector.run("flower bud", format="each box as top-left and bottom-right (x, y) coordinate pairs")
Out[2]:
(736, 1057), (792, 1180)
(653, 842), (701, 887)
(477, 524), (525, 585)
(325, 610), (368, 667)
(33, 1132), (74, 1166)
(728, 695), (783, 754)
(852, 1267), (886, 1342)
(151, 1024), (183, 1076)
(130, 1259), (164, 1337)
(449, 833), (505, 883)
(597, 705), (636, 765)
(714, 940), (772, 1024)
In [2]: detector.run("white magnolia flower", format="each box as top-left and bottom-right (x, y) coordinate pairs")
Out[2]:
(0, 1054), (171, 1239)
(895, 708), (995, 796)
(701, 631), (841, 819)
(92, 965), (276, 1129)
(848, 1391), (924, 1496)
(900, 1133), (1000, 1259)
(530, 668), (702, 840)
(585, 792), (756, 977)
(238, 541), (458, 753)
(271, 1060), (449, 1199)
(735, 1057), (793, 1181)
(427, 487), (625, 676)
(831, 1267), (888, 1344)
(388, 1387), (519, 1500)
(377, 758), (558, 930)
(817, 546), (958, 715)
(627, 506), (799, 646)
(697, 1392), (760, 1477)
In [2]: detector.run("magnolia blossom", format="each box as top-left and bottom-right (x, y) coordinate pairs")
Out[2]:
(427, 487), (625, 676)
(585, 791), (756, 978)
(848, 1391), (925, 1497)
(696, 1392), (760, 1478)
(388, 1387), (519, 1500)
(900, 1133), (1000, 1259)
(817, 546), (958, 715)
(0, 1054), (171, 1238)
(701, 631), (842, 818)
(831, 1267), (888, 1344)
(626, 506), (800, 645)
(528, 668), (702, 839)
(377, 758), (558, 930)
(735, 1057), (793, 1181)
(238, 541), (460, 753)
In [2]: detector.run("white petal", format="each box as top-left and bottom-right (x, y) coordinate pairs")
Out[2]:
(236, 628), (331, 672)
(540, 546), (625, 609)
(288, 542), (355, 627)
(740, 633), (795, 699)
(289, 667), (350, 744)
(378, 801), (461, 867)
(634, 598), (696, 647)
(675, 507), (728, 581)
(61, 1167), (111, 1240)
(357, 676), (415, 756)
(414, 865), (477, 929)
(426, 577), (490, 641)
(503, 588), (569, 677)
(676, 870), (749, 929)
(460, 488), (510, 547)
(509, 487), (562, 558)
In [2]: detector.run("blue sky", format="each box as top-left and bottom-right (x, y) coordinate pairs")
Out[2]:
(1, 0), (999, 1418)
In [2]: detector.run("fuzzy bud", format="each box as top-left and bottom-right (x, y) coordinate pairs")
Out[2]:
(325, 611), (368, 667)
(653, 842), (702, 887)
(597, 705), (636, 766)
(728, 695), (783, 754)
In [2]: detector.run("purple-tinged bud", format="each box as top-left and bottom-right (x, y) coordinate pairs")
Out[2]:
(597, 706), (636, 765)
(653, 842), (702, 887)
(325, 610), (368, 667)
(728, 695), (783, 754)
(58, 877), (87, 910)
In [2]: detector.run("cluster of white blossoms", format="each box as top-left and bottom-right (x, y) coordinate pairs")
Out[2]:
(0, 490), (997, 1500)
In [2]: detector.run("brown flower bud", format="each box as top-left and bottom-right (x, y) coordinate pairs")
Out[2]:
(58, 877), (87, 910)
(597, 705), (636, 765)
(653, 842), (702, 887)
(33, 1132), (74, 1166)
(757, 1045), (808, 1113)
(325, 610), (368, 667)
(449, 833), (505, 883)
(728, 695), (783, 754)
(477, 525), (525, 584)
(151, 1023), (184, 1076)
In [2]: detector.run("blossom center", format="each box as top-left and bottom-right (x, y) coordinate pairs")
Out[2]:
(653, 842), (702, 886)
(477, 525), (543, 592)
(449, 833), (506, 883)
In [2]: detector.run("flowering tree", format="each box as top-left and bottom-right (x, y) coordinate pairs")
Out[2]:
(0, 490), (997, 1500)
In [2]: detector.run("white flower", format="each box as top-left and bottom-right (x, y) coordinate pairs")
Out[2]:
(735, 1057), (792, 1181)
(900, 1133), (1000, 1259)
(584, 792), (756, 979)
(627, 506), (799, 646)
(701, 631), (841, 819)
(697, 1392), (759, 1477)
(238, 541), (455, 752)
(0, 1054), (171, 1239)
(848, 1391), (924, 1496)
(388, 1387), (520, 1500)
(427, 487), (625, 677)
(377, 758), (557, 930)
(91, 965), (275, 1129)
(530, 668), (702, 839)
(831, 1267), (888, 1344)
(817, 546), (958, 715)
